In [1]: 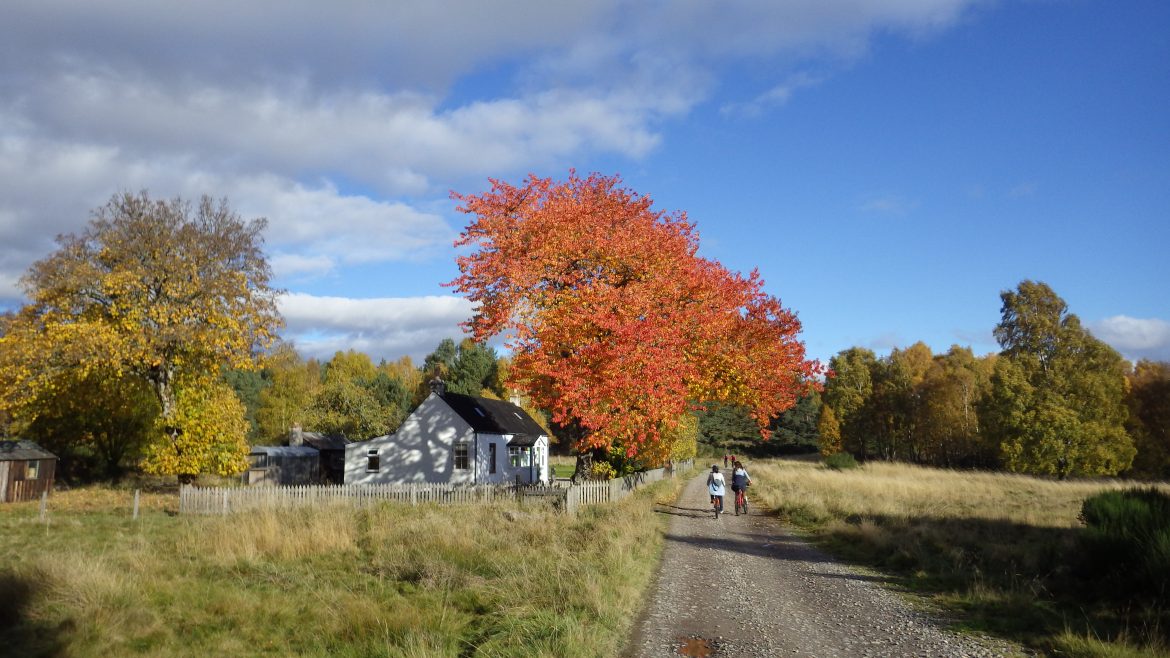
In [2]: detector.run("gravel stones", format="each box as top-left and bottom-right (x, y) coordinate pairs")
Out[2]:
(624, 473), (1025, 657)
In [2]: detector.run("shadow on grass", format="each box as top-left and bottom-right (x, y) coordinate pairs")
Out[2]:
(0, 571), (67, 658)
(796, 512), (1169, 653)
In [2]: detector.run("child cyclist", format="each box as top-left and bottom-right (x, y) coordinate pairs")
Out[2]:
(731, 461), (752, 515)
(706, 465), (726, 518)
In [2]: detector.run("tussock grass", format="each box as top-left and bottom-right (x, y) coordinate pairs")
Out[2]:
(751, 457), (1170, 657)
(0, 476), (686, 657)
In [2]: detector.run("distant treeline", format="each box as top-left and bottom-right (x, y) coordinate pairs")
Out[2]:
(816, 281), (1168, 479)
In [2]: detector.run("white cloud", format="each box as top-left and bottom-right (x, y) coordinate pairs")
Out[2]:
(270, 254), (336, 279)
(721, 72), (823, 117)
(229, 177), (455, 267)
(0, 0), (994, 314)
(859, 195), (919, 216)
(278, 293), (475, 362)
(0, 135), (456, 292)
(1091, 316), (1170, 361)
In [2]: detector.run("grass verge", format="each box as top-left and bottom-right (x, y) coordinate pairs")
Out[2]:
(0, 474), (691, 658)
(750, 458), (1169, 657)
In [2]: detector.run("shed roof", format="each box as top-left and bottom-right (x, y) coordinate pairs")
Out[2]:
(0, 440), (57, 461)
(298, 432), (348, 451)
(439, 392), (547, 438)
(250, 446), (320, 458)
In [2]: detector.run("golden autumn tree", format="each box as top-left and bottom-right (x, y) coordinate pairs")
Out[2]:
(0, 192), (282, 480)
(449, 172), (821, 460)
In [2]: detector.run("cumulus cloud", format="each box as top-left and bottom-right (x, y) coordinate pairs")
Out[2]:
(0, 0), (992, 338)
(278, 293), (475, 362)
(1090, 316), (1170, 361)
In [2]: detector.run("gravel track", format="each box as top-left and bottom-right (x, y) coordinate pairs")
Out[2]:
(623, 471), (1025, 657)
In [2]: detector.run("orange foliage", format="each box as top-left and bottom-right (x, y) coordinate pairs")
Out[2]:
(450, 172), (822, 457)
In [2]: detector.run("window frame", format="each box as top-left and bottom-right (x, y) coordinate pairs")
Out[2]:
(454, 442), (470, 470)
(366, 449), (380, 472)
(508, 446), (531, 468)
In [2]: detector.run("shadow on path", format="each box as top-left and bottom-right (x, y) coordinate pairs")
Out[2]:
(661, 524), (845, 566)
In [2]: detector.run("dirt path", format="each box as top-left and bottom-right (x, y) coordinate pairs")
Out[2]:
(623, 471), (1024, 657)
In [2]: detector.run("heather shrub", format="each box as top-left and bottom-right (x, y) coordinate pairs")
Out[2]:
(1080, 487), (1170, 599)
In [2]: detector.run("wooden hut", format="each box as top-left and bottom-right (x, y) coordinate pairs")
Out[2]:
(243, 446), (321, 486)
(0, 440), (57, 503)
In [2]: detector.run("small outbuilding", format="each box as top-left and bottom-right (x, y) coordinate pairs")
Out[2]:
(243, 446), (321, 486)
(290, 428), (348, 484)
(0, 440), (57, 503)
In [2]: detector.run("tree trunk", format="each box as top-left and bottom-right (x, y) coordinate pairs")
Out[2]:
(571, 453), (593, 484)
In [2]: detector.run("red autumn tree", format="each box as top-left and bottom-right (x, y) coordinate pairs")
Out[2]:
(449, 172), (821, 459)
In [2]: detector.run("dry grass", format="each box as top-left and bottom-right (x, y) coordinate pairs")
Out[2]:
(0, 474), (689, 658)
(752, 458), (1160, 528)
(0, 484), (176, 516)
(748, 457), (1170, 657)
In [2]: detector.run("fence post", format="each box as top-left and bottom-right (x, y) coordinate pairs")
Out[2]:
(39, 490), (48, 523)
(222, 489), (229, 516)
(133, 489), (140, 520)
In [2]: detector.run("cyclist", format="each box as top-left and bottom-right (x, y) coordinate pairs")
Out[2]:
(731, 461), (752, 515)
(706, 465), (726, 518)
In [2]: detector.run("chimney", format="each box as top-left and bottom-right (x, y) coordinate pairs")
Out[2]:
(289, 424), (303, 447)
(429, 377), (447, 397)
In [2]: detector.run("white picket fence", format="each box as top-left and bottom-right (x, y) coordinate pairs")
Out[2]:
(179, 459), (693, 516)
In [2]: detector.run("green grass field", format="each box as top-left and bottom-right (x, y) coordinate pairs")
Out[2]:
(0, 475), (690, 658)
(750, 457), (1170, 658)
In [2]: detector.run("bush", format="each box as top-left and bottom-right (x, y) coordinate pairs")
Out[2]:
(1079, 487), (1170, 599)
(823, 452), (860, 471)
(590, 460), (617, 481)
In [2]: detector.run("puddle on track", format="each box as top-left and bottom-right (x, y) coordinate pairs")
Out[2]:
(675, 636), (718, 657)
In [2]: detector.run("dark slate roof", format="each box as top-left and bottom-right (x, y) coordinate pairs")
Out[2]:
(0, 440), (57, 461)
(439, 393), (548, 441)
(250, 446), (320, 458)
(298, 432), (348, 451)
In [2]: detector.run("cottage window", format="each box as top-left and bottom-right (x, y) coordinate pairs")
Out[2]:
(367, 449), (380, 472)
(26, 461), (39, 480)
(248, 453), (268, 470)
(489, 444), (497, 474)
(454, 443), (470, 470)
(508, 446), (531, 468)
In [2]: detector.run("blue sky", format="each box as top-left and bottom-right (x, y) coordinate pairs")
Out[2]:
(1, 0), (1167, 367)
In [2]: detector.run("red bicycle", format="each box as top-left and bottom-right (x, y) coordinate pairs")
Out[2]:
(734, 488), (748, 516)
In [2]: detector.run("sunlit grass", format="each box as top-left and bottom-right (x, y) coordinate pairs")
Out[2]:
(750, 457), (1169, 657)
(0, 472), (691, 657)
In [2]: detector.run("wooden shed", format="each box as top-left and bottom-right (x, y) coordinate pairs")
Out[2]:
(243, 446), (321, 486)
(0, 440), (57, 503)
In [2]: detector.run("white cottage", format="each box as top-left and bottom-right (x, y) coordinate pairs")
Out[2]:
(344, 379), (550, 486)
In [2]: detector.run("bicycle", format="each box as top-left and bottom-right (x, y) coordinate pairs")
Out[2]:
(734, 488), (748, 516)
(711, 494), (724, 519)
